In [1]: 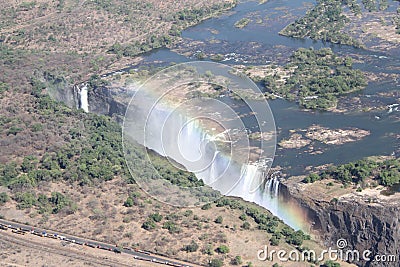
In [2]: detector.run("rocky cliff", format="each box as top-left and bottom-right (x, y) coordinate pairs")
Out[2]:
(56, 83), (399, 267)
(54, 83), (131, 123)
(85, 85), (128, 123)
(280, 181), (400, 267)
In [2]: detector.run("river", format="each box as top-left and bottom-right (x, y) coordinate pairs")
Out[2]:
(120, 0), (400, 175)
(106, 0), (400, 230)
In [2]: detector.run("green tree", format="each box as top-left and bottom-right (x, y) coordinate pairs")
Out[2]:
(270, 235), (279, 246)
(241, 221), (251, 230)
(123, 197), (134, 207)
(239, 213), (247, 221)
(142, 220), (156, 230)
(7, 126), (23, 136)
(21, 156), (36, 173)
(201, 203), (212, 210)
(304, 173), (320, 183)
(208, 258), (223, 267)
(216, 245), (230, 254)
(13, 192), (37, 209)
(0, 192), (9, 205)
(149, 213), (163, 222)
(163, 221), (181, 234)
(231, 255), (243, 265)
(322, 260), (341, 267)
(215, 215), (223, 224)
(286, 230), (307, 246)
(49, 192), (74, 214)
(183, 240), (199, 252)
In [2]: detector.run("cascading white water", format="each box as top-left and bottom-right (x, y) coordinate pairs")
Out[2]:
(122, 61), (308, 231)
(79, 84), (89, 113)
(274, 178), (280, 196)
(270, 177), (279, 197)
(124, 101), (310, 230)
(227, 167), (283, 222)
(135, 108), (307, 229)
(265, 177), (273, 193)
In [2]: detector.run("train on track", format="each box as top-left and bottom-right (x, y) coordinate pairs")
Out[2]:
(0, 222), (191, 267)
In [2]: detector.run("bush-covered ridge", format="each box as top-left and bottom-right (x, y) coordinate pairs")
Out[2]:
(0, 0), (236, 56)
(280, 0), (363, 47)
(262, 47), (367, 110)
(211, 197), (311, 247)
(0, 88), (206, 214)
(303, 157), (400, 187)
(108, 2), (237, 58)
(280, 0), (400, 47)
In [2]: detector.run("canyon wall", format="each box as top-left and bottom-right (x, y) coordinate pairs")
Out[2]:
(280, 182), (399, 267)
(58, 84), (399, 267)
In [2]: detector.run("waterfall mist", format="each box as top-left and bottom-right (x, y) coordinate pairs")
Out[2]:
(123, 62), (308, 230)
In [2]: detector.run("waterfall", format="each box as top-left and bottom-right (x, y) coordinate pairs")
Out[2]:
(274, 178), (280, 196)
(270, 174), (280, 197)
(79, 84), (89, 113)
(126, 106), (306, 230)
(263, 174), (280, 197)
(226, 166), (285, 225)
(72, 83), (89, 112)
(265, 178), (273, 193)
(142, 108), (281, 201)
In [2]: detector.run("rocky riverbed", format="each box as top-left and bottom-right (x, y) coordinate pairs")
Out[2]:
(279, 125), (370, 149)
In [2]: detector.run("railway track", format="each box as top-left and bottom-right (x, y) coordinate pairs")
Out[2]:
(0, 219), (200, 267)
(0, 231), (133, 267)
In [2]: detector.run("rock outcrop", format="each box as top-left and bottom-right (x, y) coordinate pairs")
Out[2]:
(280, 182), (400, 267)
(54, 84), (131, 123)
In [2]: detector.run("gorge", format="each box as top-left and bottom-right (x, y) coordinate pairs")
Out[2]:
(48, 0), (400, 266)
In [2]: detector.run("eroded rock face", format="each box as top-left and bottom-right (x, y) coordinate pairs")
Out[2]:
(87, 86), (128, 122)
(59, 84), (399, 266)
(56, 84), (132, 123)
(321, 202), (399, 267)
(280, 183), (400, 267)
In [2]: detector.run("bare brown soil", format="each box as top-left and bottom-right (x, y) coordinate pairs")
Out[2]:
(0, 177), (322, 267)
(0, 0), (234, 54)
(0, 229), (160, 267)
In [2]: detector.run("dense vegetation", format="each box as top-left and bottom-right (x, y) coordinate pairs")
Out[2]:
(263, 47), (367, 110)
(280, 0), (363, 47)
(13, 191), (77, 214)
(108, 2), (236, 58)
(0, 87), (206, 213)
(280, 0), (398, 46)
(303, 157), (400, 187)
(213, 198), (310, 247)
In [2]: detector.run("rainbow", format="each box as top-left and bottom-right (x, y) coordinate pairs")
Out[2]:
(123, 63), (310, 232)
